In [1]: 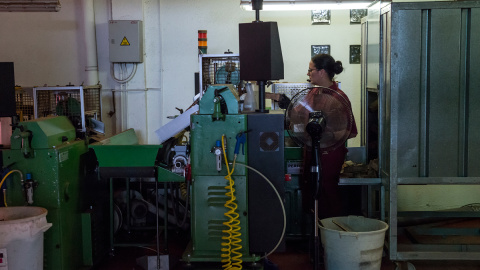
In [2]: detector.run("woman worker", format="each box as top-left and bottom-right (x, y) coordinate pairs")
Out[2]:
(302, 53), (358, 219)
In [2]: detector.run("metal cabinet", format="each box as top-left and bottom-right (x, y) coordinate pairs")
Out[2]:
(364, 0), (480, 265)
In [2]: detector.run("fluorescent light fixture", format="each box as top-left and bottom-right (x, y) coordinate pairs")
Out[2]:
(0, 0), (61, 12)
(240, 0), (371, 10)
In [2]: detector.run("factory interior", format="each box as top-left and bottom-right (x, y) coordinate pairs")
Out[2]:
(1, 0), (480, 269)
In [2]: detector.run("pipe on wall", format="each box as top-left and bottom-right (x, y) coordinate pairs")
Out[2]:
(81, 0), (99, 86)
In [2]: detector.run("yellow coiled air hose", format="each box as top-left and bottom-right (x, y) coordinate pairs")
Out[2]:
(0, 170), (24, 207)
(179, 182), (188, 200)
(220, 135), (243, 270)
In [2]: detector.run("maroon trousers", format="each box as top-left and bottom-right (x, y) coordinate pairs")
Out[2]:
(301, 145), (348, 219)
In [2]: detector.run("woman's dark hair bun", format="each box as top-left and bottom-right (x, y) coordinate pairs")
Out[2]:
(333, 60), (343, 74)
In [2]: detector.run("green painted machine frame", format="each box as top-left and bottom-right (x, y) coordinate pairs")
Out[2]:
(183, 85), (261, 266)
(89, 129), (184, 257)
(90, 143), (163, 252)
(1, 116), (105, 270)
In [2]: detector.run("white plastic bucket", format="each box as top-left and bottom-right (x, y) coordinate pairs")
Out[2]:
(319, 216), (388, 270)
(0, 206), (52, 270)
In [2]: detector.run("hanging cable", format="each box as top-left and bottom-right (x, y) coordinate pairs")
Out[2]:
(231, 162), (286, 259)
(0, 170), (24, 190)
(110, 62), (138, 84)
(168, 181), (190, 228)
(220, 135), (243, 270)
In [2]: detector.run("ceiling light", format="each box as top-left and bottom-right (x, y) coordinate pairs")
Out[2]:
(0, 0), (61, 12)
(240, 0), (371, 10)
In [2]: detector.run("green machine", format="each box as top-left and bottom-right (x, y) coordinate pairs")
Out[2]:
(283, 140), (311, 238)
(0, 116), (107, 270)
(185, 85), (258, 268)
(88, 127), (185, 270)
(184, 85), (286, 269)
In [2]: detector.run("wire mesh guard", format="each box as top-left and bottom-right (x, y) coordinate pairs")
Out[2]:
(33, 85), (102, 132)
(83, 86), (102, 121)
(271, 83), (312, 110)
(285, 87), (353, 151)
(15, 87), (34, 121)
(199, 54), (240, 93)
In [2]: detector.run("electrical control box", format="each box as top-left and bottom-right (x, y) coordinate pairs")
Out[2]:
(109, 20), (143, 63)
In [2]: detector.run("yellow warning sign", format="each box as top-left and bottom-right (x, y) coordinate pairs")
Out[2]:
(120, 37), (130, 46)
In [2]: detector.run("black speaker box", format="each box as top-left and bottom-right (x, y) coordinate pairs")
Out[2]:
(0, 62), (15, 117)
(239, 22), (284, 81)
(247, 113), (285, 253)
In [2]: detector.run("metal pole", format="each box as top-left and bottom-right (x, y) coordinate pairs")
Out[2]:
(109, 178), (114, 254)
(314, 199), (320, 270)
(257, 80), (267, 113)
(252, 0), (263, 22)
(312, 144), (322, 270)
(164, 182), (168, 250)
(156, 179), (160, 270)
(310, 135), (323, 270)
(125, 178), (131, 233)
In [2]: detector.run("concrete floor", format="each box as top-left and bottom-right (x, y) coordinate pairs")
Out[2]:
(95, 231), (480, 270)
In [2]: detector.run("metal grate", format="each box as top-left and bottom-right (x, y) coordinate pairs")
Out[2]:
(15, 87), (34, 121)
(199, 54), (240, 95)
(271, 83), (312, 110)
(33, 85), (102, 132)
(83, 85), (102, 121)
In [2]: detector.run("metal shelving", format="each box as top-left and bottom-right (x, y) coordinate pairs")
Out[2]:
(364, 1), (480, 267)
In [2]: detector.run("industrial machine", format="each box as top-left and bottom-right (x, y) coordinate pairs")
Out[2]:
(88, 127), (187, 270)
(0, 116), (184, 270)
(0, 116), (108, 270)
(182, 85), (285, 269)
(179, 4), (289, 268)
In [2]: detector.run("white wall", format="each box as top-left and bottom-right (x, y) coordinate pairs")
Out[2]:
(0, 2), (85, 85)
(0, 0), (363, 146)
(157, 1), (362, 147)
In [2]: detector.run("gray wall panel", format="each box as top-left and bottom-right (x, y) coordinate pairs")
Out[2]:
(391, 9), (422, 177)
(377, 1), (480, 262)
(367, 3), (381, 90)
(428, 9), (462, 177)
(468, 8), (480, 175)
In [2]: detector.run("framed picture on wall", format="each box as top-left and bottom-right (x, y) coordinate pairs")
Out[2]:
(311, 45), (330, 58)
(311, 10), (331, 25)
(350, 9), (368, 24)
(350, 45), (361, 64)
